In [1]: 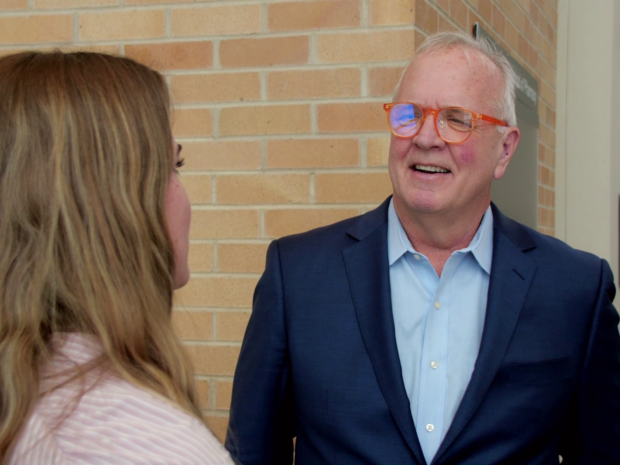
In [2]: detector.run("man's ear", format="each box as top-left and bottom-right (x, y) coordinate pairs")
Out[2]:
(493, 127), (520, 180)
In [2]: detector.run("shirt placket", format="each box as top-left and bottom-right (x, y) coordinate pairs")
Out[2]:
(415, 254), (464, 463)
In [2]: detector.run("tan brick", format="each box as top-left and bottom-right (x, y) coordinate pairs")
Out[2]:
(0, 0), (27, 9)
(220, 105), (311, 136)
(127, 0), (200, 3)
(171, 4), (260, 37)
(538, 142), (545, 163)
(185, 345), (240, 376)
(217, 174), (310, 205)
(195, 379), (210, 409)
(315, 173), (392, 203)
(538, 56), (554, 87)
(205, 415), (228, 444)
(266, 138), (359, 169)
(125, 42), (212, 71)
(175, 276), (258, 308)
(416, 0), (439, 34)
(318, 29), (416, 63)
(529, 0), (539, 25)
(35, 0), (116, 8)
(369, 66), (405, 97)
(500, 0), (524, 29)
(537, 185), (544, 205)
(218, 243), (269, 273)
(182, 175), (211, 205)
(215, 380), (233, 410)
(265, 208), (359, 237)
(0, 49), (25, 58)
(216, 311), (251, 342)
(269, 0), (360, 31)
(79, 10), (165, 41)
(492, 5), (505, 36)
(171, 73), (260, 103)
(540, 81), (555, 108)
(188, 243), (214, 273)
(505, 17), (519, 52)
(267, 68), (361, 100)
(318, 103), (386, 133)
(538, 165), (550, 185)
(548, 188), (555, 207)
(370, 0), (416, 25)
(181, 141), (261, 171)
(468, 11), (484, 36)
(414, 31), (428, 51)
(172, 109), (212, 138)
(478, 0), (493, 22)
(190, 210), (259, 240)
(0, 15), (72, 44)
(517, 0), (531, 13)
(449, 0), (468, 29)
(524, 15), (533, 39)
(518, 33), (529, 60)
(172, 310), (213, 341)
(221, 36), (309, 68)
(438, 15), (458, 33)
(41, 44), (121, 55)
(367, 137), (391, 166)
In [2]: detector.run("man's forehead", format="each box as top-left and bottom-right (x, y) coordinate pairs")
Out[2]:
(398, 48), (503, 104)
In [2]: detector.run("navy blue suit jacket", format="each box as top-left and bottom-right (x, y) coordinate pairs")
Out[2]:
(226, 199), (620, 465)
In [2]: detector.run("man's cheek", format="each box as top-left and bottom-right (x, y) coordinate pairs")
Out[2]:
(457, 147), (476, 165)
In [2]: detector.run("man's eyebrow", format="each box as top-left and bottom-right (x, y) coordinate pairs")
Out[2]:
(177, 143), (183, 154)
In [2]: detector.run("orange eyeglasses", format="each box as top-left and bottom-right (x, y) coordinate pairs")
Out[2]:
(383, 102), (508, 144)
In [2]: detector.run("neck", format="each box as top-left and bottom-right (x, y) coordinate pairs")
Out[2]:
(393, 199), (489, 276)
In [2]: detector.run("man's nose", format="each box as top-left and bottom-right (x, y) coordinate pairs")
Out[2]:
(413, 114), (444, 150)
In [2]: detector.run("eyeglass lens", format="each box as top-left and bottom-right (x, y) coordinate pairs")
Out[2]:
(388, 103), (474, 143)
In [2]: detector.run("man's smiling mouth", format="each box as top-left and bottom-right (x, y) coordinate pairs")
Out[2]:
(413, 164), (450, 173)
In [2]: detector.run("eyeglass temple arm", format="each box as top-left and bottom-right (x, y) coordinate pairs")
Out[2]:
(478, 114), (508, 126)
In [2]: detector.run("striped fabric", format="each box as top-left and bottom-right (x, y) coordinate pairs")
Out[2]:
(10, 333), (234, 465)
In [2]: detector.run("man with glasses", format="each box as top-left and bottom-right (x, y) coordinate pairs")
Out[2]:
(227, 31), (620, 465)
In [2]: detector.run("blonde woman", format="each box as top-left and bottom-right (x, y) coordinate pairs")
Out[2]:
(0, 52), (233, 464)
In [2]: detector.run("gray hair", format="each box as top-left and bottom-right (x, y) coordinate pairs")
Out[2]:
(394, 31), (517, 129)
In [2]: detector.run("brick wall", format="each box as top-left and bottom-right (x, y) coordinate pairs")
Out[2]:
(0, 0), (557, 442)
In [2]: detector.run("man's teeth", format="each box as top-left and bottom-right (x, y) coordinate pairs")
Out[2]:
(415, 165), (449, 173)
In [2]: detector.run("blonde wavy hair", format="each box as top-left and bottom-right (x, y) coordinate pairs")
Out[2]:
(0, 51), (203, 460)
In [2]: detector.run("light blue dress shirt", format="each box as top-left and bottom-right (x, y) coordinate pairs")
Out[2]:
(388, 200), (493, 464)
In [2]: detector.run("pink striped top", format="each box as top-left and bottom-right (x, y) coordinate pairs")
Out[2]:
(10, 333), (234, 465)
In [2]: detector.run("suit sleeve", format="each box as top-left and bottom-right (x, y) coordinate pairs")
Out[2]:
(225, 240), (295, 465)
(559, 259), (620, 464)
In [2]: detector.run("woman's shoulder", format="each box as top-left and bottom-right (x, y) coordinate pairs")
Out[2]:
(11, 334), (234, 464)
(59, 375), (233, 464)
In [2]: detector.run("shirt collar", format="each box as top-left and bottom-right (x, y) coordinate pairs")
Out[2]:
(387, 199), (494, 274)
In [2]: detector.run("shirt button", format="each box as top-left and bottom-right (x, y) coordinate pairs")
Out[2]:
(434, 301), (441, 310)
(426, 424), (434, 432)
(430, 361), (438, 369)
(414, 254), (421, 260)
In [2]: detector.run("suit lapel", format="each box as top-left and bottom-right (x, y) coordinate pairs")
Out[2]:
(432, 207), (538, 464)
(343, 199), (426, 465)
